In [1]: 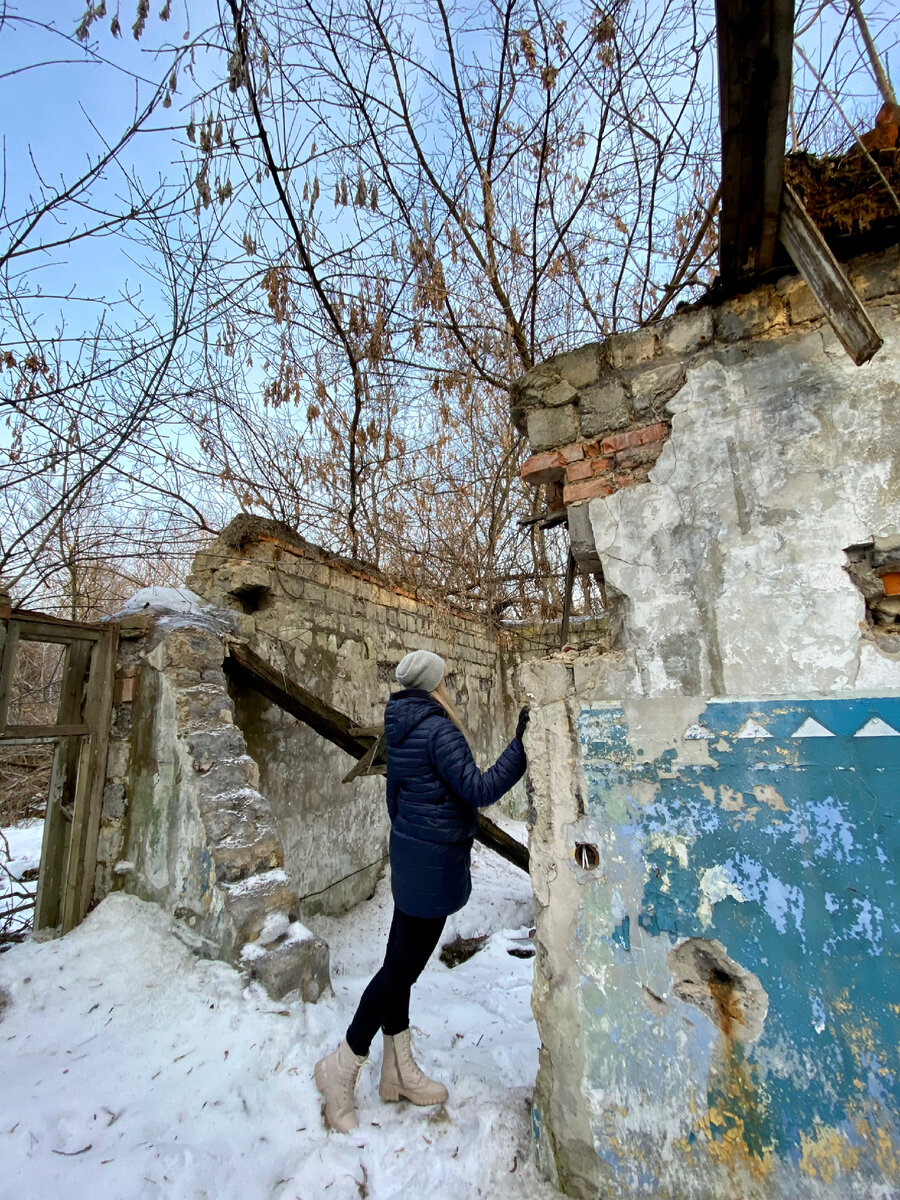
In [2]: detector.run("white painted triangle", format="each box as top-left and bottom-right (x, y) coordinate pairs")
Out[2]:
(853, 716), (900, 738)
(791, 717), (835, 738)
(684, 723), (713, 740)
(736, 719), (772, 739)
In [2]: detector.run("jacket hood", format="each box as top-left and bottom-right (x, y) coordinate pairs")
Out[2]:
(385, 688), (448, 747)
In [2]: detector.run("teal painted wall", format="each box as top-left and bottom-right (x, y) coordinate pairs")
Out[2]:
(576, 696), (899, 1190)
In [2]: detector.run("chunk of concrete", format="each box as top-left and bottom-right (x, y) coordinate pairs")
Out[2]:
(242, 927), (332, 1002)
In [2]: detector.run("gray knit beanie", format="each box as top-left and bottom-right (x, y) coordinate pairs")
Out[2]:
(395, 649), (445, 693)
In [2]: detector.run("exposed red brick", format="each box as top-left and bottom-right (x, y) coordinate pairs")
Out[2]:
(601, 421), (670, 455)
(566, 456), (614, 483)
(558, 442), (586, 464)
(582, 440), (604, 458)
(520, 449), (565, 484)
(564, 477), (616, 504)
(619, 466), (652, 488)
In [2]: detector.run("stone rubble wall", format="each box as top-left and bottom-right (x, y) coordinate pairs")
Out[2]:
(513, 245), (900, 571)
(94, 606), (329, 1002)
(186, 517), (523, 915)
(515, 245), (900, 1198)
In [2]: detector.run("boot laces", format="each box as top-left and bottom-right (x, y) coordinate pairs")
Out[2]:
(398, 1028), (426, 1081)
(341, 1056), (367, 1106)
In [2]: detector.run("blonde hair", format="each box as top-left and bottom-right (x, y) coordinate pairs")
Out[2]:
(430, 678), (466, 736)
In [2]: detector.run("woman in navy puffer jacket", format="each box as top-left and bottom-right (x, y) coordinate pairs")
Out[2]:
(315, 649), (528, 1133)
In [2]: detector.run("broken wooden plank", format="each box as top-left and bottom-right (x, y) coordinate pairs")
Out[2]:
(74, 623), (119, 925)
(560, 549), (577, 649)
(342, 733), (386, 783)
(60, 736), (95, 935)
(715, 0), (794, 278)
(34, 638), (92, 933)
(0, 620), (20, 730)
(779, 182), (884, 365)
(475, 814), (529, 874)
(225, 641), (383, 762)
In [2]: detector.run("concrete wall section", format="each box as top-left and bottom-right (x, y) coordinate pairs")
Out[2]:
(518, 251), (900, 1197)
(233, 687), (386, 918)
(588, 315), (900, 697)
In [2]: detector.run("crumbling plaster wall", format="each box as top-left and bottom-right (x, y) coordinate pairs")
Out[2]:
(517, 247), (900, 1197)
(186, 518), (522, 916)
(94, 601), (329, 1001)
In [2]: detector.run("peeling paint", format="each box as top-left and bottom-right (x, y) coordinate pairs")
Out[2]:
(569, 695), (900, 1196)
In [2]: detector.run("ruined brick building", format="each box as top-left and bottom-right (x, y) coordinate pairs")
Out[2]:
(5, 4), (899, 1196)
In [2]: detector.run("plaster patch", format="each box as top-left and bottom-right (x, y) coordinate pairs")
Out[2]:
(719, 786), (746, 811)
(752, 785), (789, 812)
(697, 865), (747, 928)
(684, 723), (713, 740)
(627, 780), (659, 806)
(641, 984), (669, 1017)
(645, 831), (690, 871)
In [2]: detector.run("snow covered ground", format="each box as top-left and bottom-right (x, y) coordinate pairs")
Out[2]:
(0, 832), (559, 1199)
(1, 819), (43, 937)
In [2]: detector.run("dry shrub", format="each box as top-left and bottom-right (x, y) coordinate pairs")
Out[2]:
(0, 745), (52, 827)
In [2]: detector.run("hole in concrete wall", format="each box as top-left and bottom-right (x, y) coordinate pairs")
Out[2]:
(844, 539), (900, 643)
(229, 584), (271, 615)
(575, 843), (600, 870)
(667, 938), (768, 1043)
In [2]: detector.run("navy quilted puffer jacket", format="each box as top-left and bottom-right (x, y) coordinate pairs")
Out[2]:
(384, 688), (526, 918)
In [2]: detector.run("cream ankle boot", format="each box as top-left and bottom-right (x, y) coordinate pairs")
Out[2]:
(314, 1039), (367, 1133)
(380, 1028), (449, 1106)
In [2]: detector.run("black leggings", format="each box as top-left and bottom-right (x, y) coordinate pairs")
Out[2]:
(345, 906), (446, 1057)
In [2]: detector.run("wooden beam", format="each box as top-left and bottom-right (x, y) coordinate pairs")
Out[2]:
(11, 609), (105, 636)
(475, 814), (529, 874)
(226, 640), (530, 873)
(779, 183), (884, 365)
(716, 0), (794, 278)
(0, 724), (89, 740)
(225, 641), (382, 763)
